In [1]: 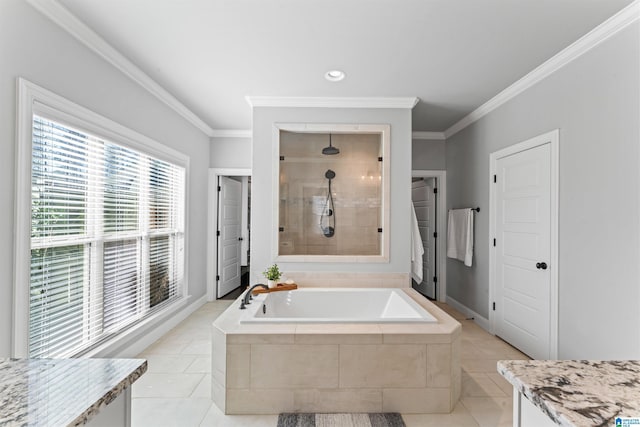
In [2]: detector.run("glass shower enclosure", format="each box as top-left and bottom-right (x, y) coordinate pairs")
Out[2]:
(278, 131), (383, 256)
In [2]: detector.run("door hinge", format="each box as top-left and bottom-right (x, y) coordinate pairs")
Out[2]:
(280, 155), (285, 161)
(377, 228), (383, 233)
(433, 276), (437, 283)
(493, 302), (496, 311)
(493, 175), (497, 183)
(433, 232), (437, 238)
(493, 238), (496, 247)
(378, 156), (383, 162)
(216, 230), (220, 236)
(433, 187), (438, 194)
(216, 275), (220, 281)
(217, 185), (221, 191)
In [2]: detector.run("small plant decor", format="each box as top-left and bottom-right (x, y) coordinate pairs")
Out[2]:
(263, 264), (282, 282)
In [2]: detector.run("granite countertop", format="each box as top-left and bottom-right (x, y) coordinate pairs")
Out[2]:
(498, 360), (640, 427)
(0, 358), (147, 426)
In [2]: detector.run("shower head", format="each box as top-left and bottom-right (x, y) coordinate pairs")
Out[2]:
(321, 134), (340, 155)
(325, 169), (336, 180)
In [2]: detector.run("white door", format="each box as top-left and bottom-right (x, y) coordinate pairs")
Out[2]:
(217, 177), (242, 298)
(494, 143), (551, 359)
(412, 178), (437, 299)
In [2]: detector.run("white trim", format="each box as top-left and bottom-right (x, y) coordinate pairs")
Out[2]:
(246, 96), (419, 109)
(207, 168), (252, 301)
(488, 129), (559, 359)
(25, 0), (214, 137)
(444, 0), (640, 138)
(412, 131), (446, 141)
(211, 129), (252, 139)
(446, 296), (491, 332)
(271, 123), (391, 263)
(411, 170), (447, 303)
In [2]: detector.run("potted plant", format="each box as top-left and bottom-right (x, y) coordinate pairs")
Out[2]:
(263, 264), (282, 289)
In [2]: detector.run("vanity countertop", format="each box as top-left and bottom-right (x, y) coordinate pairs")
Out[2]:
(498, 359), (640, 426)
(0, 357), (147, 426)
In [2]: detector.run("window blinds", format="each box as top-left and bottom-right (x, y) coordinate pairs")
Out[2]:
(30, 115), (185, 358)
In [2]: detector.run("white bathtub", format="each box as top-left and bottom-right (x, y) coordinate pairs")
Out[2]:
(240, 287), (437, 323)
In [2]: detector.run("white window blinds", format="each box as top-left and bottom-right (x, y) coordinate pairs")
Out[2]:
(29, 115), (185, 358)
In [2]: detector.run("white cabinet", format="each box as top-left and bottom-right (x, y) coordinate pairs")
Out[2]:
(512, 387), (557, 427)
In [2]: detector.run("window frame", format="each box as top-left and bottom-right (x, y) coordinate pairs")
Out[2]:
(14, 78), (190, 358)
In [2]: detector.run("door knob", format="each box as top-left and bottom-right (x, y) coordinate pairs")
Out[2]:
(536, 262), (548, 270)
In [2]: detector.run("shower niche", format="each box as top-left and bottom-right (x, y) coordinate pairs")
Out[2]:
(275, 124), (390, 261)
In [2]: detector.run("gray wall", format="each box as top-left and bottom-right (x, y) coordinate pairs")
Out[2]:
(251, 107), (412, 282)
(445, 22), (640, 359)
(412, 139), (446, 170)
(210, 137), (252, 168)
(0, 0), (210, 356)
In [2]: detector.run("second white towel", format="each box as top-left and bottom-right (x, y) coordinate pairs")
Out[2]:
(447, 208), (474, 267)
(410, 202), (425, 282)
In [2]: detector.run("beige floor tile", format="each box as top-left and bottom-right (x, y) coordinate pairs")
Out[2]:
(461, 372), (508, 398)
(182, 339), (213, 355)
(142, 340), (190, 356)
(162, 326), (212, 341)
(433, 302), (467, 321)
(132, 398), (211, 427)
(133, 373), (205, 398)
(144, 354), (196, 373)
(191, 374), (211, 398)
(486, 372), (515, 396)
(461, 358), (502, 374)
(402, 402), (480, 427)
(186, 357), (212, 373)
(461, 396), (513, 427)
(199, 402), (277, 427)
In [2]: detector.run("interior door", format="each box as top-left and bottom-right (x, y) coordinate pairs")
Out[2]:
(494, 143), (551, 359)
(412, 178), (437, 299)
(217, 176), (242, 298)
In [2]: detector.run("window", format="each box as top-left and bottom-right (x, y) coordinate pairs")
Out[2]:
(15, 79), (187, 358)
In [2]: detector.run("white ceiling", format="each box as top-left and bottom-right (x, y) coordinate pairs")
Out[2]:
(56, 0), (633, 133)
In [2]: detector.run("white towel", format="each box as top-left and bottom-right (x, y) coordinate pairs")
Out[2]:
(411, 202), (425, 282)
(447, 208), (474, 267)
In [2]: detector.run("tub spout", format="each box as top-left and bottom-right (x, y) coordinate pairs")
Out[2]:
(240, 284), (268, 309)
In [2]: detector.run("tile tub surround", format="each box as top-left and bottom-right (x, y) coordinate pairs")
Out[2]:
(498, 360), (640, 426)
(212, 288), (461, 414)
(0, 357), (147, 426)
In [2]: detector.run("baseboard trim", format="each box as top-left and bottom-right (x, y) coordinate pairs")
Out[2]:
(446, 296), (491, 333)
(113, 294), (208, 357)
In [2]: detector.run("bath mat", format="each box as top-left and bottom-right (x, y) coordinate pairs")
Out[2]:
(277, 412), (406, 427)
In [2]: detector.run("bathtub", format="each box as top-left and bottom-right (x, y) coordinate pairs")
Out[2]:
(240, 287), (437, 323)
(212, 287), (461, 415)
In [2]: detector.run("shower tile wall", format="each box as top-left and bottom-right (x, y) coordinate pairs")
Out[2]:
(279, 132), (381, 256)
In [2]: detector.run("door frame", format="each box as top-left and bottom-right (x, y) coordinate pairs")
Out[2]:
(488, 129), (559, 359)
(207, 168), (251, 301)
(412, 170), (447, 302)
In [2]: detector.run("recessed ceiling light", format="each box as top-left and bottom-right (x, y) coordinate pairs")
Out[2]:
(325, 70), (346, 82)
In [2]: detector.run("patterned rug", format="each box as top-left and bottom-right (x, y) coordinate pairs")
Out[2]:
(277, 413), (406, 427)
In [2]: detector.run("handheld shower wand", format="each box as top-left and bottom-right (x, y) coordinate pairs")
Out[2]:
(320, 169), (336, 237)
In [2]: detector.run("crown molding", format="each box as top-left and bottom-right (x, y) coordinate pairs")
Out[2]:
(412, 131), (446, 140)
(444, 0), (640, 139)
(246, 96), (420, 109)
(26, 0), (215, 137)
(210, 129), (252, 139)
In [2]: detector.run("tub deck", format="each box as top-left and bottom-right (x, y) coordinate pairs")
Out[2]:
(212, 288), (461, 414)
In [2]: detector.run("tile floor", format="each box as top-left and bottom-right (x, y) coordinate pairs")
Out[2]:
(132, 298), (529, 427)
